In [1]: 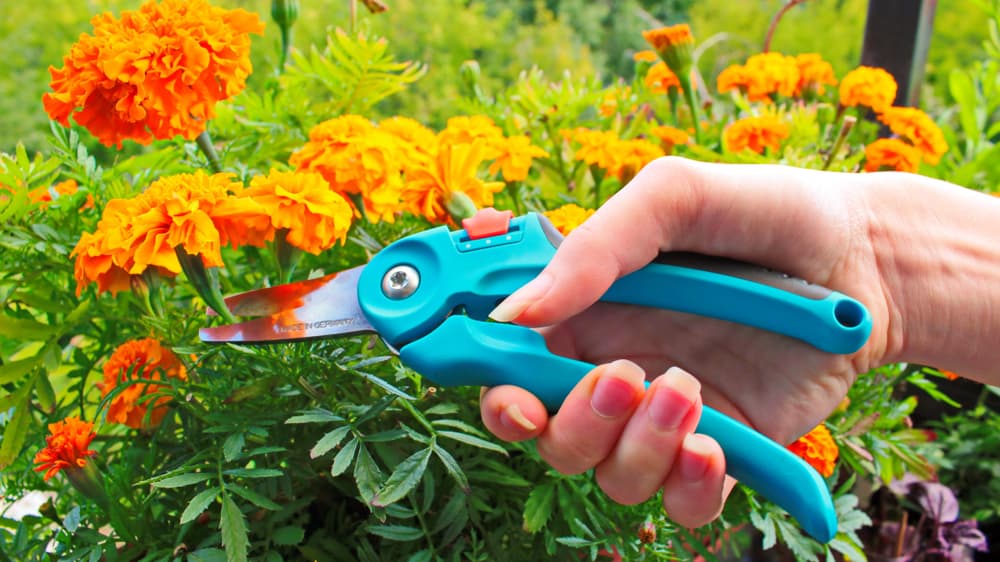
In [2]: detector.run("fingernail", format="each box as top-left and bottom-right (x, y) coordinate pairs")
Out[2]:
(488, 273), (553, 322)
(648, 367), (700, 431)
(679, 434), (712, 482)
(500, 403), (537, 432)
(591, 375), (637, 419)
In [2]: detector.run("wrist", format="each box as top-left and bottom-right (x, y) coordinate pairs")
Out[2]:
(863, 173), (1000, 383)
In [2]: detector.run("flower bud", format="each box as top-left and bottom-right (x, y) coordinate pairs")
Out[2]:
(446, 191), (478, 223)
(271, 0), (299, 27)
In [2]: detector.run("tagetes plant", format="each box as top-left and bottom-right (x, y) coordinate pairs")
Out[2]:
(1, 1), (976, 561)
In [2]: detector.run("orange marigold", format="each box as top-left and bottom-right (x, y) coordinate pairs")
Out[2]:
(645, 62), (683, 94)
(722, 114), (790, 154)
(563, 128), (621, 171)
(72, 202), (140, 295)
(488, 135), (548, 182)
(43, 0), (264, 148)
(795, 53), (837, 95)
(437, 115), (505, 159)
(606, 138), (665, 181)
(787, 423), (839, 477)
(379, 116), (438, 168)
(633, 50), (658, 63)
(877, 106), (948, 165)
(864, 138), (921, 173)
(244, 170), (355, 254)
(290, 115), (405, 223)
(650, 125), (690, 152)
(33, 417), (97, 481)
(642, 24), (695, 53)
(717, 53), (800, 102)
(402, 142), (505, 224)
(99, 338), (188, 429)
(839, 66), (897, 113)
(28, 179), (79, 206)
(544, 203), (595, 236)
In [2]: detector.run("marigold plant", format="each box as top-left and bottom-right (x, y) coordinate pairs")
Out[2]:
(99, 338), (188, 429)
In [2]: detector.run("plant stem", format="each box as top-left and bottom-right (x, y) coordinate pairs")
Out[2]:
(895, 509), (909, 557)
(195, 131), (222, 173)
(822, 115), (857, 171)
(278, 25), (293, 70)
(349, 0), (357, 34)
(764, 0), (808, 53)
(681, 84), (703, 144)
(591, 166), (606, 208)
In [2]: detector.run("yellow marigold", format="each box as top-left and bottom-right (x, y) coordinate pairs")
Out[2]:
(795, 53), (837, 95)
(544, 203), (595, 236)
(787, 423), (839, 477)
(877, 106), (948, 165)
(437, 115), (505, 159)
(606, 138), (665, 181)
(403, 142), (505, 224)
(243, 170), (354, 254)
(28, 179), (79, 206)
(645, 62), (683, 94)
(722, 114), (790, 154)
(488, 135), (548, 182)
(379, 116), (438, 169)
(290, 115), (405, 223)
(864, 138), (921, 173)
(33, 417), (97, 481)
(563, 128), (621, 171)
(633, 50), (659, 63)
(42, 0), (263, 148)
(99, 338), (187, 429)
(650, 125), (690, 152)
(839, 66), (897, 113)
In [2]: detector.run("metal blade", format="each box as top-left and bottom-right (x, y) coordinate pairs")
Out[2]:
(199, 266), (375, 343)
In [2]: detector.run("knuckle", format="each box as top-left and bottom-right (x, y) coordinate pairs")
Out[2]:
(537, 428), (605, 475)
(594, 466), (647, 505)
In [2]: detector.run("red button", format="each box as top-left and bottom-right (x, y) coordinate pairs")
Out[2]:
(462, 208), (513, 240)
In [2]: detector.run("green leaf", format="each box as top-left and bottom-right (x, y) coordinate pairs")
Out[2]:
(220, 494), (249, 562)
(523, 482), (555, 533)
(0, 378), (35, 468)
(437, 431), (507, 455)
(424, 404), (460, 416)
(311, 425), (351, 459)
(750, 508), (777, 550)
(0, 314), (56, 340)
(285, 409), (342, 424)
(152, 473), (214, 489)
(354, 445), (383, 504)
(554, 537), (596, 548)
(226, 484), (281, 511)
(431, 492), (467, 534)
(950, 69), (981, 142)
(405, 550), (433, 562)
(432, 444), (469, 493)
(272, 526), (305, 546)
(180, 488), (219, 525)
(0, 354), (42, 385)
(366, 524), (424, 542)
(331, 437), (359, 477)
(223, 468), (283, 479)
(186, 548), (228, 562)
(223, 433), (246, 462)
(371, 447), (433, 507)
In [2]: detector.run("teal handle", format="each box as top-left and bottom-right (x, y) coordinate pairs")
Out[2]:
(399, 316), (838, 543)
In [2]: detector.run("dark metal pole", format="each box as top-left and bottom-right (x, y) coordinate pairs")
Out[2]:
(860, 0), (937, 107)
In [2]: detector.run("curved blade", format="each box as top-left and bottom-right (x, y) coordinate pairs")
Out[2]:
(199, 266), (374, 343)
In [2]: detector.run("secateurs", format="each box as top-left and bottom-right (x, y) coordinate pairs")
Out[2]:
(200, 208), (873, 543)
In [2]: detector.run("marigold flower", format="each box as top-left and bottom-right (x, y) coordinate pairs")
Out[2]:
(244, 170), (354, 254)
(650, 125), (690, 153)
(722, 114), (790, 154)
(290, 115), (406, 223)
(863, 138), (921, 173)
(718, 53), (800, 102)
(72, 203), (139, 295)
(99, 338), (188, 429)
(563, 128), (621, 171)
(403, 142), (505, 224)
(544, 203), (595, 236)
(379, 116), (438, 167)
(33, 417), (97, 481)
(787, 423), (839, 477)
(633, 50), (658, 63)
(607, 138), (665, 181)
(28, 179), (79, 206)
(487, 135), (548, 182)
(645, 62), (683, 94)
(642, 24), (695, 90)
(43, 0), (264, 148)
(839, 66), (897, 113)
(877, 106), (948, 165)
(437, 115), (506, 159)
(795, 53), (837, 95)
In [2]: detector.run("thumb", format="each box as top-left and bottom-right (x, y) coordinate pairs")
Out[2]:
(489, 156), (854, 327)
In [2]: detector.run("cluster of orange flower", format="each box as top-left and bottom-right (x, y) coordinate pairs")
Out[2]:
(290, 114), (547, 225)
(543, 203), (596, 236)
(718, 52), (837, 102)
(787, 423), (840, 478)
(72, 169), (354, 295)
(561, 127), (665, 182)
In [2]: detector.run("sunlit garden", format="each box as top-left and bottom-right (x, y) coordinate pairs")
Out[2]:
(2, 0), (1000, 560)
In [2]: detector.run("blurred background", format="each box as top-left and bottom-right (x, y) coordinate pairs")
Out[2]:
(1, 0), (989, 156)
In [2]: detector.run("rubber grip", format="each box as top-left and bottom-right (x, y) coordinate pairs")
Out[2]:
(399, 316), (838, 543)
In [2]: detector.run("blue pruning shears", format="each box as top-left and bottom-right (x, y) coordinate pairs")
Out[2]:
(200, 208), (872, 543)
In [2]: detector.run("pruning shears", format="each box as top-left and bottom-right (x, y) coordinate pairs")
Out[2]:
(200, 208), (873, 543)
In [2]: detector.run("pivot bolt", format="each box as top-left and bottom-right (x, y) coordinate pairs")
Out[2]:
(382, 265), (420, 299)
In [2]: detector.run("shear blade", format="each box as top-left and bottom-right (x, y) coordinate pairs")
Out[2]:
(199, 266), (375, 343)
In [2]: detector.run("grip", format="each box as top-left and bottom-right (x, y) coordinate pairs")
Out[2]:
(399, 316), (838, 543)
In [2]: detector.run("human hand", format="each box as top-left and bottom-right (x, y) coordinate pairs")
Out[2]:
(479, 156), (898, 528)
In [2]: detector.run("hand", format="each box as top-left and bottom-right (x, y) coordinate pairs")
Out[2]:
(480, 156), (899, 528)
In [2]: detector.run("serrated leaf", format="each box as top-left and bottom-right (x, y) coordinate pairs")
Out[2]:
(354, 445), (382, 503)
(311, 426), (351, 459)
(226, 484), (281, 510)
(371, 447), (432, 507)
(366, 524), (424, 542)
(523, 482), (555, 533)
(432, 444), (469, 493)
(437, 431), (507, 455)
(180, 488), (219, 524)
(220, 495), (248, 562)
(331, 437), (359, 477)
(272, 525), (305, 546)
(223, 433), (246, 462)
(750, 509), (778, 550)
(152, 473), (214, 488)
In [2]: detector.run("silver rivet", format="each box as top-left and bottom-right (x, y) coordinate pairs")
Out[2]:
(382, 265), (420, 299)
